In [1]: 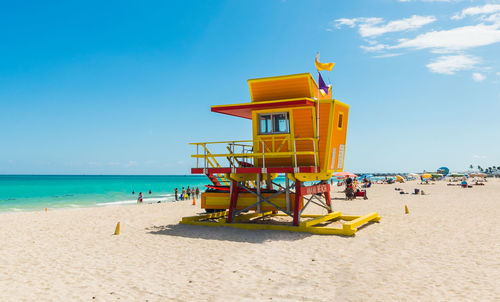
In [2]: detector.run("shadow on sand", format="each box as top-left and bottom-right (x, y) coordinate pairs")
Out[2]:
(146, 223), (313, 243)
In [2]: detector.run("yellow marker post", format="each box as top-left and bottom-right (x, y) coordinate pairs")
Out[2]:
(405, 205), (409, 214)
(114, 222), (120, 235)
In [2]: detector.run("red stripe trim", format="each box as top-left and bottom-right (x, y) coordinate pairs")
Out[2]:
(211, 99), (315, 119)
(191, 167), (317, 174)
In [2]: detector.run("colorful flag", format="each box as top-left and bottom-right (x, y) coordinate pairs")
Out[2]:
(318, 72), (331, 96)
(315, 53), (335, 71)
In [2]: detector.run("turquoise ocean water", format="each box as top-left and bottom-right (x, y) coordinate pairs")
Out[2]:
(0, 175), (210, 212)
(0, 174), (391, 213)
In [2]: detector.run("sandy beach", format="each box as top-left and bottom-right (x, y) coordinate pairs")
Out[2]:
(0, 179), (498, 301)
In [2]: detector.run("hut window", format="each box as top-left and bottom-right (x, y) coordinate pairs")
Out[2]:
(258, 112), (289, 134)
(338, 113), (343, 129)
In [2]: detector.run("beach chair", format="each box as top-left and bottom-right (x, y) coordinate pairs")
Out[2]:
(354, 190), (368, 200)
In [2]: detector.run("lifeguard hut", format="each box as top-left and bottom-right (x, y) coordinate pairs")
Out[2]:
(181, 73), (380, 235)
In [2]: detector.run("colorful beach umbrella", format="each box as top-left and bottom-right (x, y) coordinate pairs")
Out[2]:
(333, 172), (357, 179)
(421, 173), (432, 178)
(437, 167), (450, 176)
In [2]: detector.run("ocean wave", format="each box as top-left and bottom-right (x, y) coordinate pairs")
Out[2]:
(96, 199), (138, 206)
(97, 196), (175, 206)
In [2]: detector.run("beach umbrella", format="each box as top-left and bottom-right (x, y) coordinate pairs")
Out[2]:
(407, 173), (419, 178)
(422, 173), (432, 178)
(469, 173), (486, 178)
(396, 175), (405, 183)
(437, 167), (450, 176)
(333, 172), (357, 179)
(448, 173), (464, 178)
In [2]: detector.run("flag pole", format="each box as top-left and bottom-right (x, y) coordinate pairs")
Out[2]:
(316, 53), (320, 146)
(316, 52), (320, 173)
(317, 71), (320, 140)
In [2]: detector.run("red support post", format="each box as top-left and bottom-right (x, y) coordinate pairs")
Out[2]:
(324, 184), (332, 213)
(293, 181), (302, 226)
(227, 180), (239, 223)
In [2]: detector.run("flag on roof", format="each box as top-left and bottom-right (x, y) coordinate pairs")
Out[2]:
(315, 53), (335, 71)
(318, 72), (331, 96)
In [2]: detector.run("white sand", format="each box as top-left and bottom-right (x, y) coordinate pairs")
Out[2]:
(0, 179), (499, 301)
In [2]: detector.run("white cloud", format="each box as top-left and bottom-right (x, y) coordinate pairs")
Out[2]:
(361, 15), (436, 37)
(372, 53), (403, 58)
(334, 17), (381, 29)
(482, 12), (500, 24)
(399, 0), (455, 2)
(333, 6), (500, 76)
(334, 15), (436, 37)
(426, 55), (480, 74)
(360, 44), (388, 52)
(452, 4), (500, 20)
(394, 24), (500, 51)
(472, 72), (486, 81)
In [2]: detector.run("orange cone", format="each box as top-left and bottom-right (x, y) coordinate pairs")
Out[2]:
(192, 195), (196, 205)
(45, 208), (47, 212)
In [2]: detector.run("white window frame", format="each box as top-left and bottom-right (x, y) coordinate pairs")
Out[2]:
(258, 112), (290, 135)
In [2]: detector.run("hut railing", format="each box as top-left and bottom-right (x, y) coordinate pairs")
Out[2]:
(190, 138), (318, 171)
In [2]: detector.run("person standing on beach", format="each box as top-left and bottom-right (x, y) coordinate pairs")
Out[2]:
(174, 188), (178, 201)
(195, 187), (200, 199)
(186, 186), (191, 199)
(137, 192), (143, 204)
(181, 187), (185, 200)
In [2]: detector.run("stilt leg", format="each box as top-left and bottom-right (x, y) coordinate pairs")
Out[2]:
(285, 174), (290, 212)
(227, 180), (239, 223)
(293, 180), (302, 226)
(266, 173), (273, 190)
(256, 174), (261, 213)
(324, 185), (332, 213)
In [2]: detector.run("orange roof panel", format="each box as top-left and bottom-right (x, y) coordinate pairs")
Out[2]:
(248, 73), (315, 102)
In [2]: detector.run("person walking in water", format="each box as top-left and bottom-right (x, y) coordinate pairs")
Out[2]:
(137, 192), (143, 204)
(174, 188), (178, 201)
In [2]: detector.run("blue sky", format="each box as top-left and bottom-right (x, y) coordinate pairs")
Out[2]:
(0, 0), (499, 174)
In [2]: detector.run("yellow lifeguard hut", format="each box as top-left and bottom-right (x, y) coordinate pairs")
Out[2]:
(181, 71), (380, 235)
